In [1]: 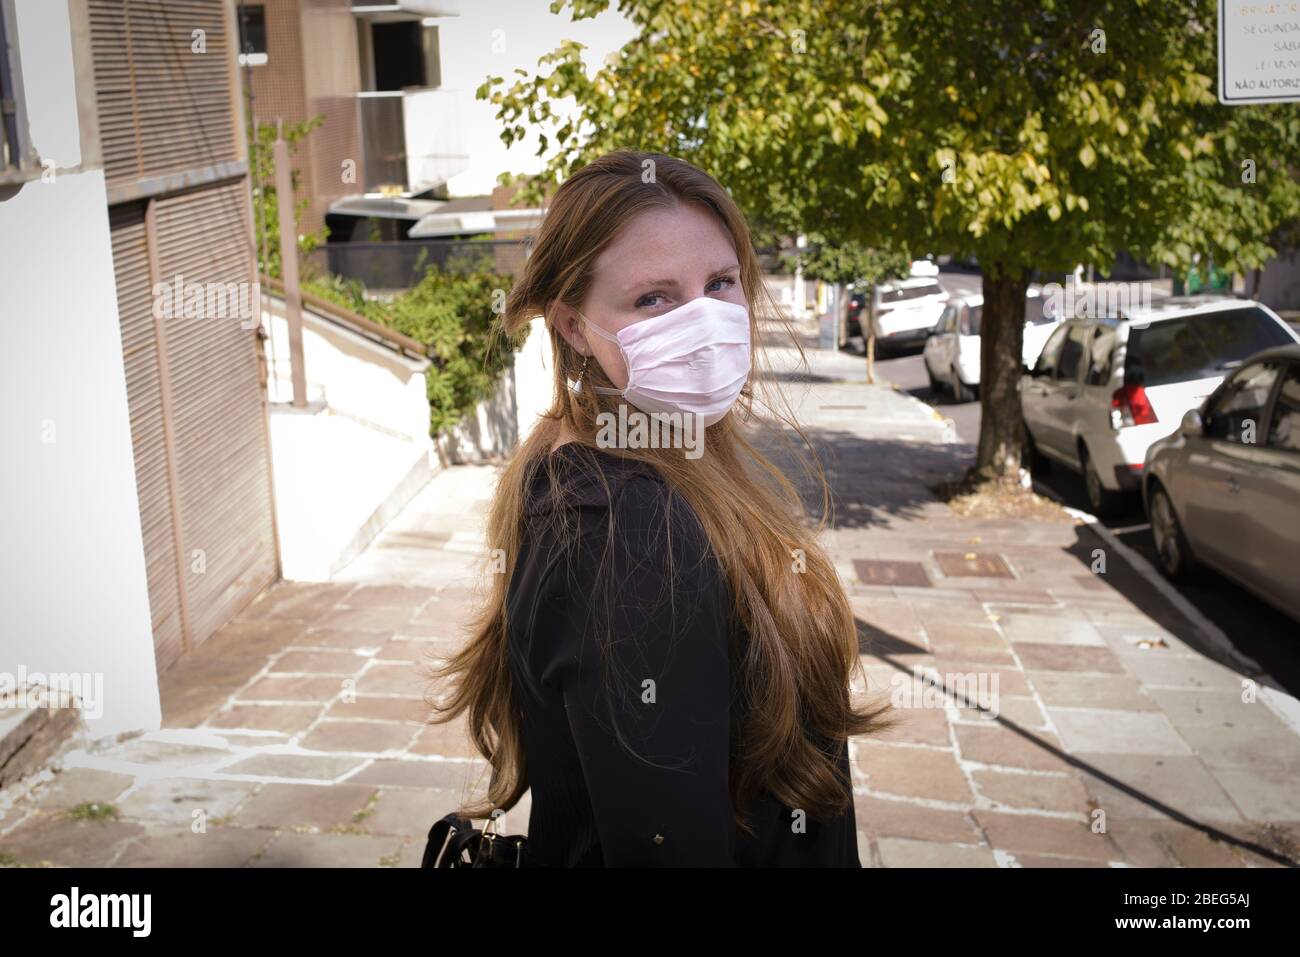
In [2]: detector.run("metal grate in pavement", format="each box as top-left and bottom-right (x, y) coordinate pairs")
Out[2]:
(852, 559), (932, 587)
(933, 551), (1015, 579)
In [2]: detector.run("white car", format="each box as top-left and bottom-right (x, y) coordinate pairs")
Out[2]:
(868, 276), (949, 354)
(1142, 345), (1300, 622)
(923, 288), (1058, 401)
(1020, 296), (1300, 515)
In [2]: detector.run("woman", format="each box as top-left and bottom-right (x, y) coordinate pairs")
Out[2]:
(426, 150), (895, 867)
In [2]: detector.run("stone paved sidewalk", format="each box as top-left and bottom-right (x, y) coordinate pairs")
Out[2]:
(0, 467), (508, 868)
(767, 324), (1300, 868)
(3, 324), (1299, 867)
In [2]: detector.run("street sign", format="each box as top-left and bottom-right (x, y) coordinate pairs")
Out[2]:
(1218, 1), (1300, 104)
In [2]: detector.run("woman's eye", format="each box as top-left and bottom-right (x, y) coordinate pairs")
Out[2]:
(636, 276), (734, 309)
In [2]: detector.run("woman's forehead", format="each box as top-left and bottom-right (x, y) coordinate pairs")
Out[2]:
(592, 204), (737, 289)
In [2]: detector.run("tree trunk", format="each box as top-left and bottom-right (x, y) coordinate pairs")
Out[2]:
(974, 266), (1031, 484)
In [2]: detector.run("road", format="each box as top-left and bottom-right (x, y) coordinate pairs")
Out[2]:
(856, 269), (1300, 692)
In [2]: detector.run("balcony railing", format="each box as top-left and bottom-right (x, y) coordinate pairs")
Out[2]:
(357, 89), (468, 196)
(311, 239), (533, 292)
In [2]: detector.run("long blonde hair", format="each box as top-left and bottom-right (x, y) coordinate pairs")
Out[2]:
(425, 149), (895, 833)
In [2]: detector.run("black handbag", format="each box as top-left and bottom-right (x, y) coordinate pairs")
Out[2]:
(421, 812), (528, 868)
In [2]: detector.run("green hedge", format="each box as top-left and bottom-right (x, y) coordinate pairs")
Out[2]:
(304, 268), (528, 438)
(250, 117), (526, 439)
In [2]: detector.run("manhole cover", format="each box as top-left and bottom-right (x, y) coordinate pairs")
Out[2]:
(933, 551), (1015, 579)
(853, 559), (932, 587)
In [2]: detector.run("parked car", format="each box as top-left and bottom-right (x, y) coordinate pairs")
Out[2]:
(1020, 296), (1300, 516)
(846, 291), (867, 339)
(1142, 345), (1300, 623)
(923, 288), (1057, 401)
(867, 275), (949, 355)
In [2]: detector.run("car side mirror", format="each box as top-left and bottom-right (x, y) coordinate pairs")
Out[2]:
(1180, 409), (1204, 438)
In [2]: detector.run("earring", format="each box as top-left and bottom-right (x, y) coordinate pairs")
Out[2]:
(573, 352), (590, 393)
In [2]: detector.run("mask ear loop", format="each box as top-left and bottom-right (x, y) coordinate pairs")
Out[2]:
(576, 311), (628, 396)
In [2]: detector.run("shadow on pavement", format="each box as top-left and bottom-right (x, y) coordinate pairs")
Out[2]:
(859, 617), (1297, 868)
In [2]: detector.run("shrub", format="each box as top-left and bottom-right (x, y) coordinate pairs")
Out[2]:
(304, 268), (527, 438)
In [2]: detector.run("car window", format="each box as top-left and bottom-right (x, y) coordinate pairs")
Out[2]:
(1124, 307), (1295, 387)
(903, 282), (943, 301)
(1204, 361), (1280, 444)
(939, 304), (958, 333)
(1034, 323), (1071, 376)
(1024, 296), (1052, 325)
(879, 284), (938, 304)
(965, 305), (983, 336)
(1086, 326), (1117, 385)
(1266, 363), (1300, 452)
(1056, 324), (1088, 382)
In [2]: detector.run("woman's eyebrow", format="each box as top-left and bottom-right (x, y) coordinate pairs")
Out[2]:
(624, 263), (740, 294)
(626, 276), (681, 293)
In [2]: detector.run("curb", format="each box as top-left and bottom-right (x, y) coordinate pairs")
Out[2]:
(885, 381), (961, 443)
(1054, 500), (1300, 739)
(1056, 502), (1261, 674)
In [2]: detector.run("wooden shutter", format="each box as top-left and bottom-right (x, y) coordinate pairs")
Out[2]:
(88, 0), (237, 189)
(92, 0), (277, 671)
(109, 202), (187, 670)
(153, 180), (277, 648)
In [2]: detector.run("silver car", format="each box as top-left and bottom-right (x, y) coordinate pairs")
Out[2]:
(1143, 344), (1300, 623)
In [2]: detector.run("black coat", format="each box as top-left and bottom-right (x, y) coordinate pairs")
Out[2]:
(505, 442), (860, 867)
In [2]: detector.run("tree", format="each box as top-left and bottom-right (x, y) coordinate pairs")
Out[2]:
(786, 236), (910, 292)
(785, 236), (909, 380)
(481, 0), (1300, 483)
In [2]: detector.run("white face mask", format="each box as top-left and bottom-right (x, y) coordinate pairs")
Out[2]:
(577, 296), (752, 427)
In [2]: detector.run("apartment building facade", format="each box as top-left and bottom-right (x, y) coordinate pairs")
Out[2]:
(236, 0), (467, 237)
(2, 0), (278, 734)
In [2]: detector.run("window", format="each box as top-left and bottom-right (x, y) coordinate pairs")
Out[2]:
(1056, 323), (1088, 381)
(0, 0), (32, 175)
(963, 304), (983, 336)
(1204, 362), (1279, 444)
(237, 5), (267, 67)
(937, 304), (958, 333)
(365, 20), (440, 91)
(1124, 307), (1294, 388)
(1266, 363), (1300, 452)
(1034, 322), (1070, 377)
(1086, 326), (1117, 385)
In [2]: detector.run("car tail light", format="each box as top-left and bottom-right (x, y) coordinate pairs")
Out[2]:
(1110, 384), (1158, 429)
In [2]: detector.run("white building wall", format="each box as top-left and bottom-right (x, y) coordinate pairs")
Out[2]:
(513, 315), (554, 445)
(261, 296), (437, 580)
(0, 0), (160, 738)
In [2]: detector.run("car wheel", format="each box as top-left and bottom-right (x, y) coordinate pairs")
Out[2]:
(1079, 444), (1123, 517)
(951, 367), (974, 403)
(1148, 483), (1197, 582)
(926, 361), (943, 394)
(1022, 422), (1049, 476)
